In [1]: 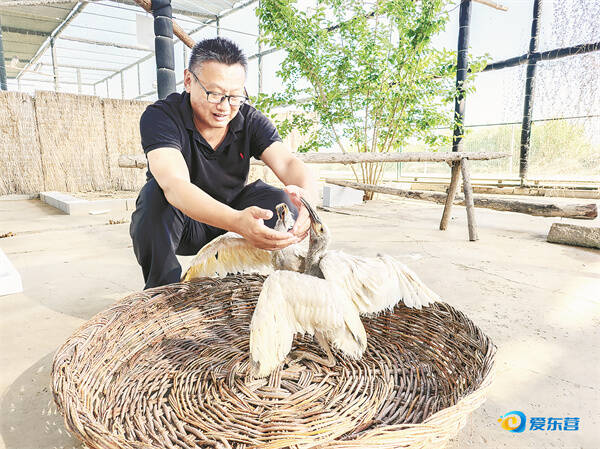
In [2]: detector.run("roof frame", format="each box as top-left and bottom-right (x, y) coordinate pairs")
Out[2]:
(2, 0), (262, 96)
(15, 2), (87, 80)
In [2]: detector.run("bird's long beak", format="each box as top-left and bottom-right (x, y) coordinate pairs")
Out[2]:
(300, 197), (321, 225)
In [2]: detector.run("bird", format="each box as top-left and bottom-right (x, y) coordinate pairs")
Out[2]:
(181, 198), (440, 377)
(181, 202), (308, 281)
(249, 270), (368, 377)
(248, 197), (440, 377)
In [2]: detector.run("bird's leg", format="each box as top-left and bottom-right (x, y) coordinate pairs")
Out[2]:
(315, 332), (337, 367)
(287, 332), (336, 368)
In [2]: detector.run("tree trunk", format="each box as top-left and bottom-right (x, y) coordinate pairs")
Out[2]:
(547, 223), (600, 249)
(325, 179), (598, 220)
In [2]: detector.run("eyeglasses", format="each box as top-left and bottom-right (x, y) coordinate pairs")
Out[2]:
(189, 70), (248, 107)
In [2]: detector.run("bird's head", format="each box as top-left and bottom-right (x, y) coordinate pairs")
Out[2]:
(274, 202), (294, 232)
(299, 197), (330, 252)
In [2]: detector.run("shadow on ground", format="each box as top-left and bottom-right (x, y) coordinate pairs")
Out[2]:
(0, 352), (83, 449)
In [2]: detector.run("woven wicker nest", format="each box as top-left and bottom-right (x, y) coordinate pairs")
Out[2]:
(52, 275), (496, 449)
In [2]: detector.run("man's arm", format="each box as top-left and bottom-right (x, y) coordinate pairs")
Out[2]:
(147, 147), (298, 250)
(260, 141), (318, 237)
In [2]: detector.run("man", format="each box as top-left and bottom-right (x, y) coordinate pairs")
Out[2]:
(130, 37), (317, 289)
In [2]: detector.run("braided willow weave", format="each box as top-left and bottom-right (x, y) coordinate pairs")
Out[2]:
(52, 275), (496, 449)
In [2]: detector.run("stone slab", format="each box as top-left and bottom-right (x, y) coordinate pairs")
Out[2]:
(40, 191), (133, 215)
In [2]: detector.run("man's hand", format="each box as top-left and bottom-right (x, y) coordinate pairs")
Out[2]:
(284, 185), (312, 240)
(234, 206), (300, 251)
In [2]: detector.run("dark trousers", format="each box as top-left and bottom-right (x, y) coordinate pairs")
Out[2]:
(129, 179), (297, 289)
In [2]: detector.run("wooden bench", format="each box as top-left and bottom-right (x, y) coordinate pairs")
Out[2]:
(119, 151), (509, 241)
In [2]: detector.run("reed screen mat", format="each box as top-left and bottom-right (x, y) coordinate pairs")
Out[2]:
(52, 275), (496, 449)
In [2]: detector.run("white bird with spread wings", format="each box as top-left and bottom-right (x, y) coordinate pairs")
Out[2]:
(181, 202), (308, 280)
(183, 198), (439, 377)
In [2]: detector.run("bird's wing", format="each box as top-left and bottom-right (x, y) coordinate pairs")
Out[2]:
(319, 251), (440, 314)
(249, 271), (366, 377)
(181, 232), (273, 281)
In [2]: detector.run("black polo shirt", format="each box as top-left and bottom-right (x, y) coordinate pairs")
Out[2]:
(139, 91), (281, 204)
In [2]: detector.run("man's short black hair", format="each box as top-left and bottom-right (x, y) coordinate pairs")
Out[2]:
(188, 37), (248, 73)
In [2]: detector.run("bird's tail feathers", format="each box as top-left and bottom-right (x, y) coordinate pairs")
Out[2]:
(329, 313), (367, 359)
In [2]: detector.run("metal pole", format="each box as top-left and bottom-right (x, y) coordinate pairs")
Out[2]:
(16, 2), (87, 82)
(96, 52), (154, 87)
(120, 71), (125, 98)
(50, 37), (59, 91)
(0, 17), (7, 90)
(152, 0), (176, 99)
(216, 16), (220, 36)
(257, 1), (263, 95)
(40, 62), (117, 72)
(257, 53), (263, 95)
(482, 41), (600, 72)
(452, 0), (472, 152)
(137, 62), (142, 96)
(186, 0), (257, 38)
(14, 79), (94, 89)
(519, 0), (542, 183)
(59, 35), (154, 52)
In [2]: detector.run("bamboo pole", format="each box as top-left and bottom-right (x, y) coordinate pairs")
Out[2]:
(118, 152), (509, 168)
(472, 0), (508, 11)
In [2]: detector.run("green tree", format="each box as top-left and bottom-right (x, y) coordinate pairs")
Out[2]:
(529, 120), (599, 177)
(460, 120), (600, 178)
(255, 0), (484, 197)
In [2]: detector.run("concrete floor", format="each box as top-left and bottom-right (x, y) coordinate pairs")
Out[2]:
(1, 194), (599, 449)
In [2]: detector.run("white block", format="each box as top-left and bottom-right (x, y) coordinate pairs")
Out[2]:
(322, 184), (364, 207)
(0, 248), (23, 296)
(40, 191), (130, 215)
(40, 191), (88, 214)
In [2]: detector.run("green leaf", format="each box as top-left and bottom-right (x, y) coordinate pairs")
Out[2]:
(257, 0), (483, 183)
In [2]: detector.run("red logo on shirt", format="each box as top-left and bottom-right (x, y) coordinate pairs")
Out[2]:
(239, 153), (244, 159)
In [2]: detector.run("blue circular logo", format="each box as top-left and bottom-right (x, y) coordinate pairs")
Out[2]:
(498, 411), (526, 433)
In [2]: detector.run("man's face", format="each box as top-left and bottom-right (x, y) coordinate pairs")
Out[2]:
(184, 61), (246, 131)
